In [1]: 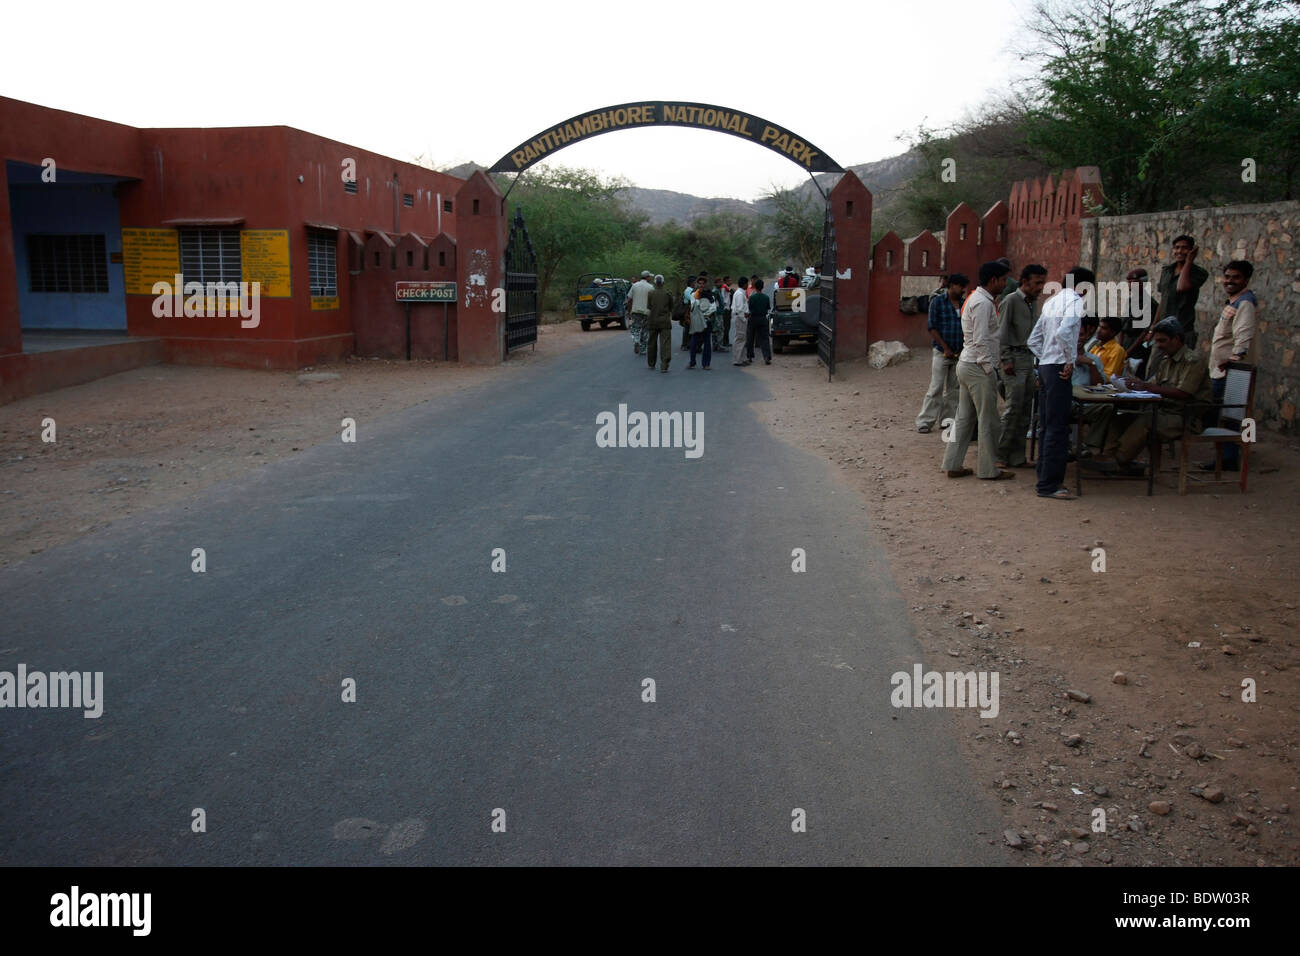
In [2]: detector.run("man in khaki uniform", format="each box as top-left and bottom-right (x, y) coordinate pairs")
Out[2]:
(1202, 260), (1258, 470)
(646, 274), (676, 372)
(1089, 317), (1212, 473)
(995, 264), (1046, 468)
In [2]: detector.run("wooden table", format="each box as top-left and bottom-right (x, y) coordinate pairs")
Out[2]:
(1071, 385), (1162, 496)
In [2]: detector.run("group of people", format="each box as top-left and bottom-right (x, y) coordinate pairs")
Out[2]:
(917, 235), (1259, 499)
(621, 266), (803, 372)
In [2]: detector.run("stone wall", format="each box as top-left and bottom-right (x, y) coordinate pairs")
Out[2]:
(1080, 201), (1300, 433)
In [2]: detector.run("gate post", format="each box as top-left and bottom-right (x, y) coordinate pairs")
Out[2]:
(454, 171), (508, 365)
(829, 171), (872, 360)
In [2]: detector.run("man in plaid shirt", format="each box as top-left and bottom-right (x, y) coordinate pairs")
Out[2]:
(915, 274), (969, 433)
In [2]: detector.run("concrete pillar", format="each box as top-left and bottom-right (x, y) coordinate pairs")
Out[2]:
(829, 171), (873, 360)
(454, 171), (506, 365)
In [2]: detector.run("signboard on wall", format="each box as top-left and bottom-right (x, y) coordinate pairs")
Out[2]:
(240, 230), (292, 298)
(311, 296), (339, 310)
(121, 228), (179, 295)
(395, 281), (456, 302)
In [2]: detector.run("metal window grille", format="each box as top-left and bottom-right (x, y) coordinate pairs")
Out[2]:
(343, 180), (358, 194)
(308, 230), (337, 297)
(443, 199), (452, 213)
(402, 193), (414, 208)
(179, 229), (242, 286)
(27, 234), (108, 293)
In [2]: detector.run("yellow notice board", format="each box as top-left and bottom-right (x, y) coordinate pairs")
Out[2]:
(240, 230), (291, 298)
(121, 228), (179, 294)
(311, 296), (339, 311)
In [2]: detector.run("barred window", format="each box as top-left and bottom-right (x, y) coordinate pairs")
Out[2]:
(179, 229), (241, 286)
(27, 234), (108, 293)
(344, 180), (358, 194)
(308, 230), (337, 297)
(402, 193), (414, 208)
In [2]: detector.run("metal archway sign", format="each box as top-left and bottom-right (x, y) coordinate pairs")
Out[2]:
(489, 101), (844, 175)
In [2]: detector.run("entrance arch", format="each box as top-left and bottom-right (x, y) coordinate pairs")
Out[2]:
(489, 101), (844, 176)
(472, 105), (871, 374)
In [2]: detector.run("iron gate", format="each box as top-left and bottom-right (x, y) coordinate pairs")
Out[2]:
(816, 199), (837, 379)
(504, 204), (539, 353)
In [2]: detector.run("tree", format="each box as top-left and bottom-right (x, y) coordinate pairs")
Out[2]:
(759, 186), (824, 270)
(499, 165), (639, 310)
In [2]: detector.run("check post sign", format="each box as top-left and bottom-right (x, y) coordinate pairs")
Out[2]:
(396, 281), (456, 302)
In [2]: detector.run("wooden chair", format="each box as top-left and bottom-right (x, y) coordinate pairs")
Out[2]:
(1178, 362), (1255, 494)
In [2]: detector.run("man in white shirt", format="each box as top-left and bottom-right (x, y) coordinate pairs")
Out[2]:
(1028, 266), (1091, 499)
(730, 276), (751, 366)
(627, 270), (654, 355)
(942, 261), (1014, 481)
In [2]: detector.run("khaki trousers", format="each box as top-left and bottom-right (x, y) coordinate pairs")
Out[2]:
(942, 361), (1001, 478)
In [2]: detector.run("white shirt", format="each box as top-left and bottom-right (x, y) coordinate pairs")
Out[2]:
(628, 279), (653, 314)
(957, 286), (1000, 373)
(1029, 287), (1084, 366)
(731, 288), (749, 321)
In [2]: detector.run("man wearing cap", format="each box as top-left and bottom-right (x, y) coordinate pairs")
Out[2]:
(627, 270), (654, 355)
(1086, 317), (1212, 475)
(646, 274), (676, 373)
(778, 266), (800, 289)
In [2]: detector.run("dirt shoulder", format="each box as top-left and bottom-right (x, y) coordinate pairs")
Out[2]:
(751, 347), (1299, 867)
(0, 320), (600, 568)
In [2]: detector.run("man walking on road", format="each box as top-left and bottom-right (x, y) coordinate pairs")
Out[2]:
(646, 274), (675, 372)
(688, 276), (716, 370)
(995, 264), (1047, 468)
(628, 270), (654, 355)
(731, 276), (750, 366)
(745, 278), (772, 366)
(941, 261), (1014, 481)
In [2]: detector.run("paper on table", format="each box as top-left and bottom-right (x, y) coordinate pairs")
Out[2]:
(1115, 390), (1159, 398)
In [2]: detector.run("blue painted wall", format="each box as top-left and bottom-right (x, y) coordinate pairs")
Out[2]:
(7, 164), (127, 330)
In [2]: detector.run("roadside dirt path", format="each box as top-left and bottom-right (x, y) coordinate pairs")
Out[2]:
(752, 347), (1299, 866)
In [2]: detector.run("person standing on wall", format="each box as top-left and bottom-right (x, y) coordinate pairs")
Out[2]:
(995, 264), (1047, 468)
(1028, 266), (1091, 500)
(941, 261), (1015, 482)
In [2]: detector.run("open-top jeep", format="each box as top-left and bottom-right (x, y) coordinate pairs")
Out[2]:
(769, 277), (820, 352)
(575, 273), (630, 331)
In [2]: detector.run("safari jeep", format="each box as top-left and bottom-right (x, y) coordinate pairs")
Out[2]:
(768, 279), (820, 352)
(575, 274), (630, 331)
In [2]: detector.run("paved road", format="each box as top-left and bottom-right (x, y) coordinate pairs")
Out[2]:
(0, 327), (1003, 865)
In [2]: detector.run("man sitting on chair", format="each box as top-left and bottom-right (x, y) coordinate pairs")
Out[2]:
(1085, 317), (1212, 475)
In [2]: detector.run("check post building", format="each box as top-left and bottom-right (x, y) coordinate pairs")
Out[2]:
(0, 96), (518, 404)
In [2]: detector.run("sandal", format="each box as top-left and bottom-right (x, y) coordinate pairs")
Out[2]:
(1039, 487), (1075, 499)
(981, 470), (1016, 480)
(946, 468), (974, 478)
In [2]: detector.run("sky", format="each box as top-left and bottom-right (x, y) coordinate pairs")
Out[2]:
(3, 0), (1036, 200)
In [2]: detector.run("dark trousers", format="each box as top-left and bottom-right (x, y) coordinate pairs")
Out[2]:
(1036, 364), (1072, 495)
(722, 312), (731, 346)
(746, 316), (771, 362)
(689, 331), (712, 367)
(1208, 375), (1240, 466)
(646, 324), (671, 370)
